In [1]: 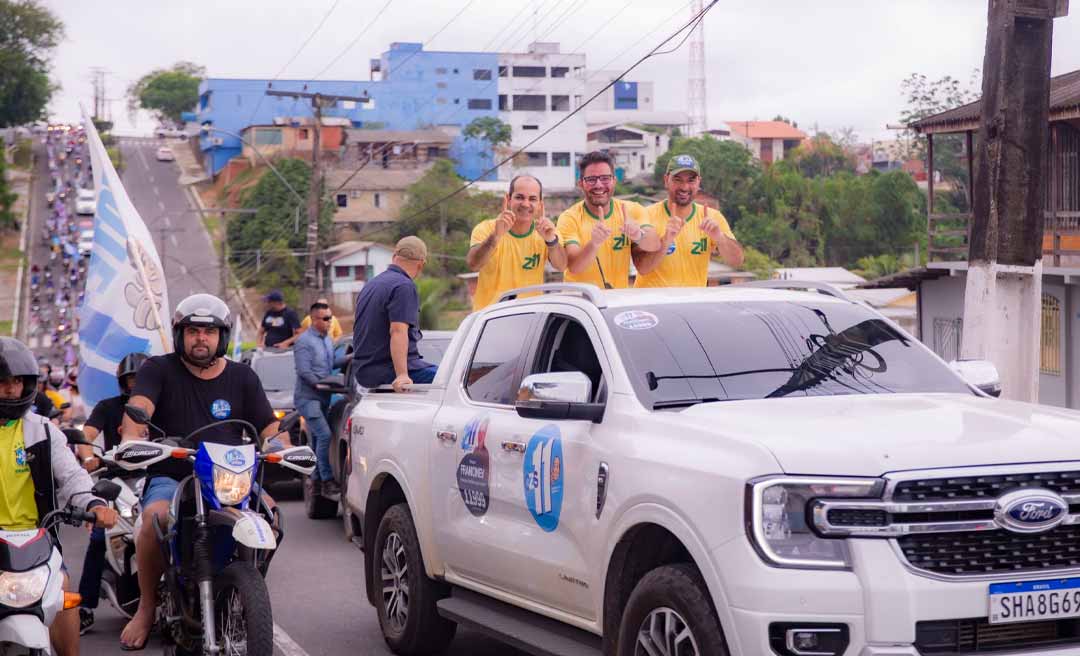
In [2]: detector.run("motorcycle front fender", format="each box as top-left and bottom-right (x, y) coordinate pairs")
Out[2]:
(207, 510), (277, 551)
(0, 614), (50, 650)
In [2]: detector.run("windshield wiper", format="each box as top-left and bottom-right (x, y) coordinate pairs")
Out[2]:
(652, 397), (722, 410)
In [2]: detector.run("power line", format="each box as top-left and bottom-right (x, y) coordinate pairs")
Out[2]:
(311, 0), (397, 81)
(362, 0), (719, 241)
(481, 0), (543, 52)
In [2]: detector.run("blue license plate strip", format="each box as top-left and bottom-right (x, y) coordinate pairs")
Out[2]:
(990, 578), (1080, 595)
(989, 577), (1080, 625)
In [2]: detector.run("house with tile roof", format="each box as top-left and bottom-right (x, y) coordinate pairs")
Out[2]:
(726, 120), (808, 164)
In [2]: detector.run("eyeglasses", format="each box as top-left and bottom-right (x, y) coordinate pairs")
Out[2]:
(582, 174), (614, 186)
(316, 315), (333, 322)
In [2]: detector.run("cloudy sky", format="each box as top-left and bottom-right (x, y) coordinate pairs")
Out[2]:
(43, 0), (1080, 141)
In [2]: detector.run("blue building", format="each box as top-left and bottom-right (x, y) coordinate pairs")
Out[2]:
(196, 43), (501, 180)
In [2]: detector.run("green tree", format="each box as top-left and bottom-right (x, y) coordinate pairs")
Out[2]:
(739, 246), (780, 280)
(0, 154), (19, 231)
(127, 61), (205, 125)
(462, 116), (512, 149)
(654, 135), (761, 224)
(0, 0), (63, 127)
(416, 277), (451, 330)
(787, 134), (855, 178)
(254, 238), (304, 306)
(821, 170), (923, 267)
(735, 162), (826, 266)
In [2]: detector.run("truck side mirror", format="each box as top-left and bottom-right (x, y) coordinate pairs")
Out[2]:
(515, 372), (605, 423)
(949, 359), (1002, 397)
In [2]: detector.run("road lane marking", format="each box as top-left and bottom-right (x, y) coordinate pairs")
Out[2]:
(148, 174), (155, 183)
(273, 623), (310, 656)
(154, 186), (161, 198)
(180, 264), (188, 274)
(169, 234), (178, 247)
(157, 200), (165, 211)
(164, 215), (172, 227)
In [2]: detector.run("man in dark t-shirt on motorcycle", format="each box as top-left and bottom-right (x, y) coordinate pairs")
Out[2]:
(118, 294), (288, 650)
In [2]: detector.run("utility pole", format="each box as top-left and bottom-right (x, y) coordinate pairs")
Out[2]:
(961, 0), (1068, 402)
(265, 89), (369, 305)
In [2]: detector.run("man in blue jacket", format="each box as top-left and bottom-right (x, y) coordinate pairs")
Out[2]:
(294, 301), (348, 495)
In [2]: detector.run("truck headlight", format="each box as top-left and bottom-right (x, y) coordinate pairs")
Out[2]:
(0, 565), (50, 608)
(213, 466), (253, 506)
(746, 476), (882, 570)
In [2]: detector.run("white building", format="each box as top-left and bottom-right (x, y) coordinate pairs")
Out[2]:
(496, 42), (587, 192)
(586, 123), (670, 182)
(323, 241), (395, 309)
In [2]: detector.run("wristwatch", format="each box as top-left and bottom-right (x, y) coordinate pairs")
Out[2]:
(544, 236), (559, 247)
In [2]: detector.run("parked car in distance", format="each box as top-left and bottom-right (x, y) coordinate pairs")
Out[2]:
(154, 126), (187, 139)
(75, 188), (95, 215)
(155, 146), (175, 161)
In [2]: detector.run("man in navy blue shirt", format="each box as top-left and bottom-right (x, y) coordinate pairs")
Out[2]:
(352, 236), (436, 393)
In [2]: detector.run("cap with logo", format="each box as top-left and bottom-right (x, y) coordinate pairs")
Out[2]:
(395, 236), (428, 261)
(666, 154), (701, 176)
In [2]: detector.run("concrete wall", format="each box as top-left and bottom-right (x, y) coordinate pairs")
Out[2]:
(331, 188), (405, 224)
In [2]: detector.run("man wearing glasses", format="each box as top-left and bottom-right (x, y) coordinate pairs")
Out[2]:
(294, 301), (349, 495)
(556, 151), (661, 289)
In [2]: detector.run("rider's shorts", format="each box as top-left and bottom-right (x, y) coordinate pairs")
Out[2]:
(142, 476), (179, 507)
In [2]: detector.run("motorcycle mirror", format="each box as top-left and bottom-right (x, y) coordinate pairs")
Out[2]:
(62, 427), (89, 446)
(277, 410), (300, 434)
(124, 403), (150, 425)
(91, 479), (122, 502)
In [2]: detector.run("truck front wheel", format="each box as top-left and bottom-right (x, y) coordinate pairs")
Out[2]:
(616, 564), (728, 656)
(373, 503), (456, 655)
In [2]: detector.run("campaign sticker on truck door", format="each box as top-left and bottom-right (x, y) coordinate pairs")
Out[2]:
(523, 424), (563, 532)
(457, 416), (490, 516)
(613, 310), (658, 331)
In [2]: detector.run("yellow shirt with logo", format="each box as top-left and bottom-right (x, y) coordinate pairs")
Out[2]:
(0, 420), (38, 531)
(556, 200), (644, 289)
(44, 389), (64, 410)
(299, 315), (343, 341)
(470, 219), (549, 311)
(635, 201), (736, 288)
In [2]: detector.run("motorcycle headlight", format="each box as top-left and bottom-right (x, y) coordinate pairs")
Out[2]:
(0, 566), (50, 608)
(746, 476), (882, 570)
(213, 466), (253, 506)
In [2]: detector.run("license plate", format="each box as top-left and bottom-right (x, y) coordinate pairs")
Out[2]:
(989, 578), (1080, 624)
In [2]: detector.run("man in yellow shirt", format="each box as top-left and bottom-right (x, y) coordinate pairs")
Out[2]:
(634, 154), (745, 287)
(556, 151), (662, 289)
(0, 337), (117, 656)
(467, 175), (567, 310)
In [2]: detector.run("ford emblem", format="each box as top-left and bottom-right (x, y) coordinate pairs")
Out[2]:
(994, 489), (1069, 534)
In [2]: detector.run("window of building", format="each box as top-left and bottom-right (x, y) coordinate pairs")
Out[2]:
(453, 68), (459, 74)
(340, 99), (357, 109)
(525, 152), (548, 166)
(1041, 294), (1062, 375)
(523, 125), (539, 130)
(513, 66), (546, 78)
(299, 128), (310, 140)
(573, 95), (583, 109)
(437, 82), (447, 89)
(498, 95), (508, 111)
(436, 98), (447, 104)
(465, 314), (537, 405)
(454, 98), (460, 104)
(427, 146), (441, 158)
(435, 67), (448, 74)
(513, 95), (546, 111)
(551, 66), (569, 78)
(253, 129), (283, 146)
(374, 192), (381, 208)
(498, 65), (509, 78)
(932, 318), (962, 362)
(468, 98), (493, 110)
(355, 265), (374, 281)
(551, 95), (570, 111)
(349, 190), (363, 199)
(552, 152), (571, 167)
(236, 95), (242, 107)
(336, 194), (347, 208)
(473, 69), (492, 81)
(334, 265), (351, 279)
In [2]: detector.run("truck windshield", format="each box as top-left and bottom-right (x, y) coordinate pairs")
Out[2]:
(604, 301), (972, 409)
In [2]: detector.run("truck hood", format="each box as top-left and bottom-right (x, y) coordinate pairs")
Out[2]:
(680, 394), (1080, 476)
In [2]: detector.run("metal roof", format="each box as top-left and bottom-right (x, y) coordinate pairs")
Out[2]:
(912, 68), (1080, 134)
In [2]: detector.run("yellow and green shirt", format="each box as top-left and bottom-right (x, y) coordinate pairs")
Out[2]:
(0, 420), (38, 531)
(635, 201), (736, 288)
(470, 219), (549, 311)
(556, 200), (644, 289)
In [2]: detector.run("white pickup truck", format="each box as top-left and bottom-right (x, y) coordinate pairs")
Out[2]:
(342, 282), (1080, 656)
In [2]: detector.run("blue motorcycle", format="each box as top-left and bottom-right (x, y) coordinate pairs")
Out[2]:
(114, 406), (316, 656)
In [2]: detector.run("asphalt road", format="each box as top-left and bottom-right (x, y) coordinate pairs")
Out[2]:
(115, 137), (221, 305)
(64, 488), (522, 656)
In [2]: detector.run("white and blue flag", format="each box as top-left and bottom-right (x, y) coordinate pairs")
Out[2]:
(79, 108), (172, 405)
(232, 314), (243, 361)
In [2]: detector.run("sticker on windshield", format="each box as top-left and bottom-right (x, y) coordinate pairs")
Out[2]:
(457, 416), (490, 517)
(614, 310), (658, 331)
(523, 425), (563, 532)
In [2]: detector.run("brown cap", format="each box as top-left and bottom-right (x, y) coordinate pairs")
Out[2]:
(394, 235), (428, 261)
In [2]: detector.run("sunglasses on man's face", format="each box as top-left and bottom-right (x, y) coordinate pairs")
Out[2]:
(316, 315), (333, 322)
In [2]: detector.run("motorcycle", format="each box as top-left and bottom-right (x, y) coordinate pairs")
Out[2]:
(0, 478), (120, 655)
(64, 430), (144, 618)
(114, 406), (315, 656)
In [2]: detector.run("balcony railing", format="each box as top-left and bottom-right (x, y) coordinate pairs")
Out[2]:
(929, 211), (1080, 264)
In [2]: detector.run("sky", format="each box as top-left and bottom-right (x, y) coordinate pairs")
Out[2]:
(42, 0), (1080, 142)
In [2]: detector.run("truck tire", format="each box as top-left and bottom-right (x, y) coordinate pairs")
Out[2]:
(373, 503), (456, 655)
(616, 564), (728, 656)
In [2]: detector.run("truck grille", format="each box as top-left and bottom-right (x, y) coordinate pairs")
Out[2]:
(915, 617), (1080, 653)
(899, 524), (1080, 575)
(893, 471), (1080, 502)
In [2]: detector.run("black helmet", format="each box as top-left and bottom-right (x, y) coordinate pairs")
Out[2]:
(172, 294), (233, 360)
(117, 352), (149, 381)
(0, 338), (41, 420)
